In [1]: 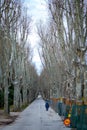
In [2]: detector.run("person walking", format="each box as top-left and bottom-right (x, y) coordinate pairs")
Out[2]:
(45, 100), (49, 111)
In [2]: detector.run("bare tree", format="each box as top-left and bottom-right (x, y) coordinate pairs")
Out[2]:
(37, 0), (87, 100)
(0, 0), (36, 114)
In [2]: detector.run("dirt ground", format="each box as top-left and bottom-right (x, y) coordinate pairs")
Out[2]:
(0, 110), (20, 126)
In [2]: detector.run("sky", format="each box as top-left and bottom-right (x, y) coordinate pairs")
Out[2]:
(24, 0), (49, 75)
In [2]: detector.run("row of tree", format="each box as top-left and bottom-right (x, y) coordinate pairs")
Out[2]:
(38, 0), (87, 101)
(0, 0), (38, 115)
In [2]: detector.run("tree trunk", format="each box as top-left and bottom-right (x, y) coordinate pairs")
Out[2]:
(14, 84), (20, 111)
(4, 77), (9, 115)
(23, 86), (27, 105)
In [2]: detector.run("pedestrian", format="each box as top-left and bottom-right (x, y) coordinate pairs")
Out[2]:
(45, 100), (49, 111)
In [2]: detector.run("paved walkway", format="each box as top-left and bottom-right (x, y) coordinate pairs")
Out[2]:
(0, 97), (71, 130)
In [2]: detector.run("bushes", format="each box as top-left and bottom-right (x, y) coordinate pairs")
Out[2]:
(8, 84), (14, 106)
(0, 84), (14, 109)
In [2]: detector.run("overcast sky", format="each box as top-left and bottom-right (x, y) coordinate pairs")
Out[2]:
(24, 0), (49, 75)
